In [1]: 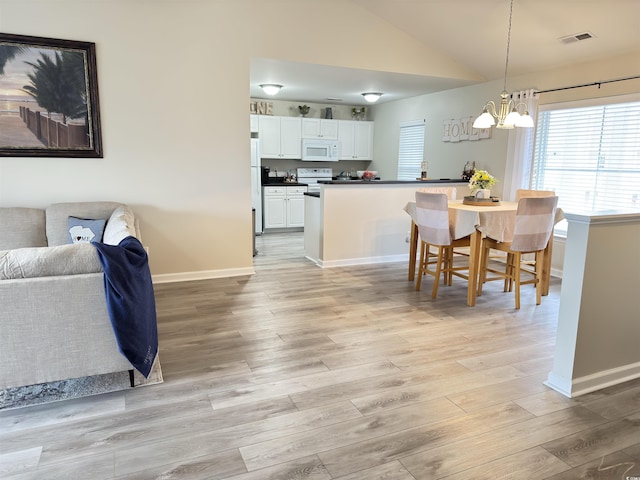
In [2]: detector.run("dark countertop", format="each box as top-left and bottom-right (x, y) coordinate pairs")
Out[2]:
(319, 179), (468, 185)
(304, 192), (320, 198)
(263, 181), (308, 187)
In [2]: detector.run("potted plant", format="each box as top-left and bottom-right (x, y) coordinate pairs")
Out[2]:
(468, 169), (497, 199)
(298, 105), (310, 117)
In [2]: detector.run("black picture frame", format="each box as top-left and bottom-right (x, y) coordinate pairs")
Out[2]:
(0, 32), (102, 157)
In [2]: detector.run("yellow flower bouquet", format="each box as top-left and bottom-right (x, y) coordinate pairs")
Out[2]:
(468, 169), (497, 191)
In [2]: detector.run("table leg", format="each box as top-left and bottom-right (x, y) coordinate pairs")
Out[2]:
(408, 221), (418, 281)
(467, 230), (482, 306)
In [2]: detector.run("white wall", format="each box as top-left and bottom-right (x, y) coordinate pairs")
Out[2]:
(546, 212), (640, 397)
(0, 0), (480, 280)
(1, 0), (639, 280)
(370, 51), (640, 200)
(370, 80), (510, 195)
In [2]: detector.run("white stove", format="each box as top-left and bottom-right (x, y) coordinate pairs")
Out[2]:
(297, 167), (333, 193)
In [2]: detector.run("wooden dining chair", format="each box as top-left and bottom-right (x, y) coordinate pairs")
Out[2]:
(414, 187), (458, 283)
(516, 189), (556, 200)
(418, 187), (458, 199)
(414, 191), (471, 299)
(477, 196), (558, 309)
(512, 189), (558, 294)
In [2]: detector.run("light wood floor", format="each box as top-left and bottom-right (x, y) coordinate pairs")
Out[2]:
(2, 232), (640, 479)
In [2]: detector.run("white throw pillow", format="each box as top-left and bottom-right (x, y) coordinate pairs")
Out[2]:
(103, 206), (137, 245)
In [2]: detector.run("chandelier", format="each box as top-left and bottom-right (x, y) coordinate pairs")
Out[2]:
(472, 0), (534, 129)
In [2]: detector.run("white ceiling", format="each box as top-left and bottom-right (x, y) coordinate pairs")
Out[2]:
(250, 0), (640, 106)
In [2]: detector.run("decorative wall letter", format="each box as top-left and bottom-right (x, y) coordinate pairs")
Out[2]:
(249, 101), (273, 115)
(443, 116), (491, 142)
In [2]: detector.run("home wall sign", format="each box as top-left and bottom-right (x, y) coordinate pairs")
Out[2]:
(249, 101), (273, 115)
(442, 117), (491, 142)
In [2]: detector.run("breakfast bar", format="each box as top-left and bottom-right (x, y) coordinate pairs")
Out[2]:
(303, 179), (469, 267)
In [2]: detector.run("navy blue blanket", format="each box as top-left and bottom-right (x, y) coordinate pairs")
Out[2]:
(93, 236), (158, 378)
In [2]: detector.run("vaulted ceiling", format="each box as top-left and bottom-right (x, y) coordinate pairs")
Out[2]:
(250, 0), (640, 105)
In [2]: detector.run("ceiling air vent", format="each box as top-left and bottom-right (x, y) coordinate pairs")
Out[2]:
(559, 32), (595, 44)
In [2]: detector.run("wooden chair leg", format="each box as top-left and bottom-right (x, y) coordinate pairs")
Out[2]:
(535, 250), (544, 305)
(432, 247), (444, 299)
(416, 241), (425, 291)
(504, 252), (514, 292)
(542, 235), (553, 296)
(514, 252), (521, 309)
(477, 242), (490, 296)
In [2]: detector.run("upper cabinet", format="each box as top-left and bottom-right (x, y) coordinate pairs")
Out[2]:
(301, 118), (339, 140)
(255, 115), (374, 160)
(259, 116), (302, 159)
(338, 120), (374, 160)
(250, 114), (259, 133)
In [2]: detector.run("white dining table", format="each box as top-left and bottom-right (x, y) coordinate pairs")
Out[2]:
(405, 199), (519, 306)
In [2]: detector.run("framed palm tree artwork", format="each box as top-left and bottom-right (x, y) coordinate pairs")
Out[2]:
(0, 33), (102, 157)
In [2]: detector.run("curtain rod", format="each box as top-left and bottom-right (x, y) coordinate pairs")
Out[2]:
(535, 74), (640, 94)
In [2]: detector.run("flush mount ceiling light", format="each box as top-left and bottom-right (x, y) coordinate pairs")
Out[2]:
(362, 92), (383, 103)
(259, 84), (283, 96)
(472, 0), (533, 130)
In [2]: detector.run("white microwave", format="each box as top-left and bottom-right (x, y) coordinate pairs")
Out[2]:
(301, 139), (340, 162)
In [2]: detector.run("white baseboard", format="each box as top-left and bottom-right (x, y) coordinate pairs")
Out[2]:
(304, 255), (321, 266)
(545, 361), (640, 398)
(543, 372), (573, 398)
(319, 254), (408, 268)
(152, 267), (255, 284)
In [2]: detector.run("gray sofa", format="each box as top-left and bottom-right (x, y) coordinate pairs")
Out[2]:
(0, 201), (153, 390)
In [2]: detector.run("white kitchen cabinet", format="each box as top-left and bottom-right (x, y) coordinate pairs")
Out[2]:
(263, 185), (307, 229)
(250, 114), (259, 133)
(258, 116), (302, 159)
(301, 118), (339, 139)
(338, 120), (374, 160)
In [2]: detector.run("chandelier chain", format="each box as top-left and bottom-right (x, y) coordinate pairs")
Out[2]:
(503, 0), (515, 93)
(472, 0), (534, 129)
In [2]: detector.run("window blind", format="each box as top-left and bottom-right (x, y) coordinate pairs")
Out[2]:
(397, 120), (425, 180)
(532, 98), (640, 232)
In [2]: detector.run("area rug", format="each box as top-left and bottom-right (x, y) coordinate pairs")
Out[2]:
(0, 358), (163, 411)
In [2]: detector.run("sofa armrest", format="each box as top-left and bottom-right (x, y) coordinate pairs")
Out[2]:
(0, 243), (101, 280)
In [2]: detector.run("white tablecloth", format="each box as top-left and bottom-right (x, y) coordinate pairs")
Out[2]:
(404, 200), (518, 243)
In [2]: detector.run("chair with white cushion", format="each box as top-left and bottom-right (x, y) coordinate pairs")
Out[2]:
(513, 189), (559, 295)
(414, 187), (458, 283)
(477, 196), (558, 309)
(414, 191), (471, 299)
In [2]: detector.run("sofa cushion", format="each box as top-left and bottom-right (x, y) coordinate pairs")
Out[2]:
(103, 206), (137, 245)
(0, 208), (47, 250)
(68, 217), (107, 244)
(46, 202), (124, 246)
(0, 243), (102, 280)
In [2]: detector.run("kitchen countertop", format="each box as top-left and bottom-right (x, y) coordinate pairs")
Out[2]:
(263, 181), (308, 187)
(304, 192), (320, 198)
(319, 179), (469, 185)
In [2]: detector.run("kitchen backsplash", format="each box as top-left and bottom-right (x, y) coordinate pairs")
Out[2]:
(262, 158), (371, 176)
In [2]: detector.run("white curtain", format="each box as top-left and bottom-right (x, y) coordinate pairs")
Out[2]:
(503, 89), (540, 201)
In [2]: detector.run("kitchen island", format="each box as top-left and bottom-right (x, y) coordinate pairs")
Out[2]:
(304, 179), (469, 267)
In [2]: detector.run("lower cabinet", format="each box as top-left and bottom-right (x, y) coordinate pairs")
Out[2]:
(263, 186), (307, 229)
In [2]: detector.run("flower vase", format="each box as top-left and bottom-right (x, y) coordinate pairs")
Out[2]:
(475, 189), (491, 200)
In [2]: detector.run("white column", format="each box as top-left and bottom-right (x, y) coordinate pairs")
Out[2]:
(545, 210), (640, 397)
